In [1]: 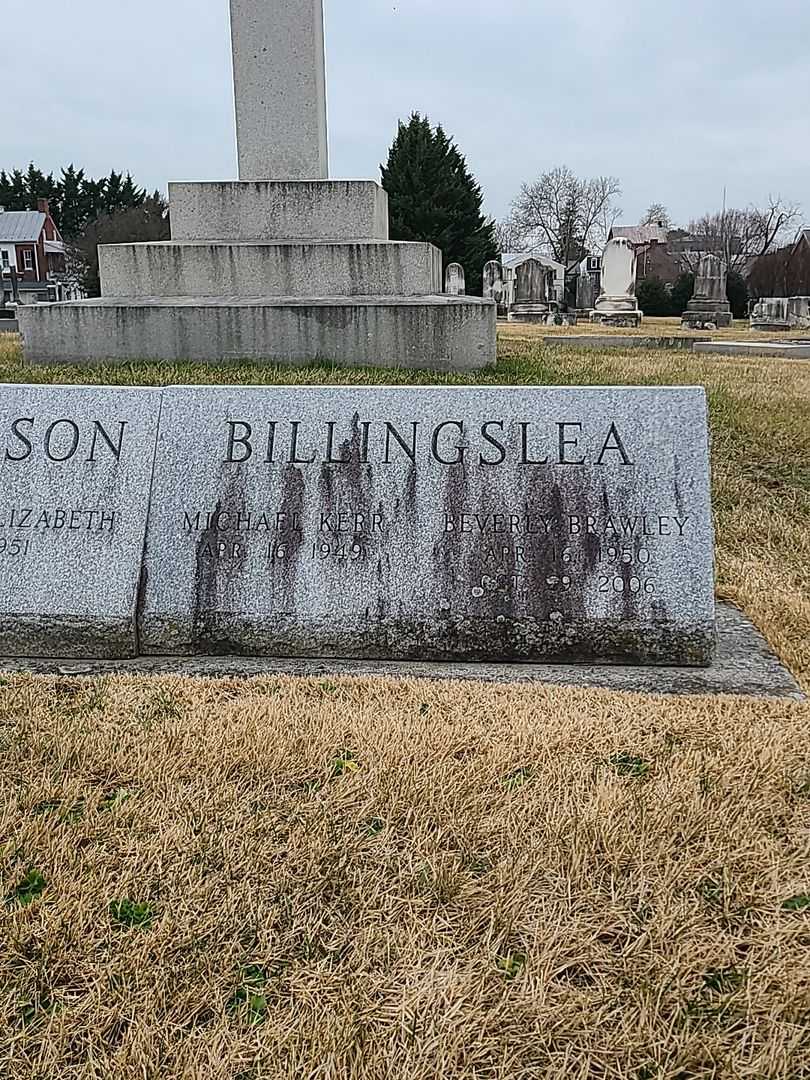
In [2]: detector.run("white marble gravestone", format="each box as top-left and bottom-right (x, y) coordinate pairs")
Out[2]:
(20, 1), (495, 371)
(592, 239), (642, 327)
(445, 264), (466, 296)
(483, 260), (507, 316)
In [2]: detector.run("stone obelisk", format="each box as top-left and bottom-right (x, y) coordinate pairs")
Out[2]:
(230, 0), (328, 180)
(19, 0), (496, 371)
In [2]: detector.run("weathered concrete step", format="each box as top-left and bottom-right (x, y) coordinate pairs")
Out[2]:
(99, 240), (442, 299)
(169, 180), (389, 241)
(18, 296), (496, 372)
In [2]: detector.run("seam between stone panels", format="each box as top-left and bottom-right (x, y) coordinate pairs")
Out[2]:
(134, 388), (166, 653)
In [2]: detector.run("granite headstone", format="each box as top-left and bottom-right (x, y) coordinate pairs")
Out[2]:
(682, 254), (732, 329)
(0, 385), (161, 658)
(140, 385), (715, 665)
(511, 259), (551, 322)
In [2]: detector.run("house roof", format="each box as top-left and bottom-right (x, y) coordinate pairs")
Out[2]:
(612, 224), (668, 246)
(501, 251), (565, 272)
(0, 211), (46, 243)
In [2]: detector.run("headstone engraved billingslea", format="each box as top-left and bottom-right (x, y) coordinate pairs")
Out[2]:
(0, 385), (160, 658)
(140, 385), (716, 665)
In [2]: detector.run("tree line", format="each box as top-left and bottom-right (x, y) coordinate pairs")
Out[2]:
(0, 164), (153, 237)
(1, 164), (169, 295)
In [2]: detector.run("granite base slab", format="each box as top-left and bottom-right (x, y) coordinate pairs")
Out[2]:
(19, 295), (497, 372)
(0, 605), (801, 701)
(682, 311), (732, 330)
(544, 335), (706, 351)
(693, 341), (810, 360)
(590, 313), (643, 328)
(0, 319), (19, 334)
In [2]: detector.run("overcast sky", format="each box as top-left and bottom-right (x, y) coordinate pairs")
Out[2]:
(7, 0), (809, 229)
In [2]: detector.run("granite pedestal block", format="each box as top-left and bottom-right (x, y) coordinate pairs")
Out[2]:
(99, 241), (442, 299)
(0, 384), (161, 658)
(19, 296), (496, 371)
(510, 303), (551, 323)
(681, 309), (733, 330)
(591, 296), (643, 328)
(139, 384), (715, 665)
(169, 181), (389, 242)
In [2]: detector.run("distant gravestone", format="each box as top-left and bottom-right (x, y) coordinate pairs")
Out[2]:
(576, 271), (596, 311)
(750, 296), (810, 331)
(139, 385), (716, 666)
(511, 258), (551, 322)
(445, 263), (466, 296)
(682, 254), (731, 329)
(483, 260), (507, 316)
(592, 239), (642, 327)
(0, 385), (161, 658)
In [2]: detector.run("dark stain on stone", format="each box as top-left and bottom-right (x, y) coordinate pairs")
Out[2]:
(673, 453), (685, 519)
(191, 463), (249, 651)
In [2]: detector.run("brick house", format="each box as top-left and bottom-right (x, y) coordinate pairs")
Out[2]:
(748, 228), (810, 298)
(0, 199), (69, 304)
(608, 223), (745, 289)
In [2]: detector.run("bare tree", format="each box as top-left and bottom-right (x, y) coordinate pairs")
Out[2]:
(494, 217), (528, 254)
(502, 166), (622, 267)
(687, 196), (801, 275)
(641, 203), (674, 230)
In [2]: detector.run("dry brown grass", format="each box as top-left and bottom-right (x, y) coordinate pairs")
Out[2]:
(1, 676), (809, 1079)
(1, 332), (809, 1078)
(0, 332), (20, 365)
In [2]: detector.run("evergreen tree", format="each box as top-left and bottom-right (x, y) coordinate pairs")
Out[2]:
(636, 276), (673, 317)
(55, 165), (89, 236)
(24, 164), (58, 206)
(0, 170), (27, 210)
(0, 162), (151, 236)
(670, 272), (695, 316)
(727, 271), (749, 319)
(380, 113), (497, 296)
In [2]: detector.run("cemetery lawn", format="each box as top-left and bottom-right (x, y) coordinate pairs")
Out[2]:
(1, 331), (809, 1079)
